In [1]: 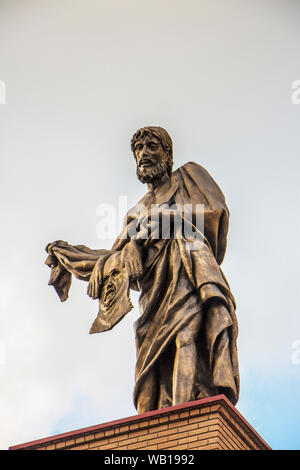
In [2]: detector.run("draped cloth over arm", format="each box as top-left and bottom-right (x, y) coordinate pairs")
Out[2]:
(45, 240), (112, 302)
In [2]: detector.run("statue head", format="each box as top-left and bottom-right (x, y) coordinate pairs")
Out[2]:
(131, 126), (173, 183)
(89, 251), (133, 334)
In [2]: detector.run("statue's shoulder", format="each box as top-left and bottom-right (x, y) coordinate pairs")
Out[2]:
(173, 161), (227, 206)
(173, 161), (215, 181)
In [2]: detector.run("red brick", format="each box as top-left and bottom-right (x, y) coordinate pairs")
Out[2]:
(178, 422), (198, 433)
(211, 404), (221, 412)
(11, 396), (271, 451)
(188, 415), (210, 425)
(169, 418), (188, 429)
(129, 423), (139, 431)
(159, 415), (169, 424)
(88, 438), (109, 449)
(45, 444), (56, 450)
(150, 424), (168, 434)
(119, 425), (129, 433)
(144, 436), (169, 446)
(168, 443), (188, 450)
(138, 432), (158, 442)
(168, 430), (189, 442)
(72, 443), (89, 450)
(128, 441), (149, 450)
(55, 441), (66, 450)
(188, 426), (209, 437)
(178, 434), (199, 445)
(169, 412), (180, 422)
(157, 428), (177, 438)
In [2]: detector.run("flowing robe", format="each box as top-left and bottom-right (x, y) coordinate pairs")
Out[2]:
(111, 162), (239, 409)
(46, 161), (239, 411)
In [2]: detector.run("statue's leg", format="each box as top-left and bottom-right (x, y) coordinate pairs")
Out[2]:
(205, 300), (237, 401)
(136, 368), (157, 414)
(172, 313), (202, 406)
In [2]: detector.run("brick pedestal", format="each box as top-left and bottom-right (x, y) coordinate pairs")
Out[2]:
(9, 395), (271, 450)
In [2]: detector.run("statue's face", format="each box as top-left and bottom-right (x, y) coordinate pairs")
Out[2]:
(89, 252), (133, 333)
(134, 136), (170, 184)
(101, 254), (124, 309)
(134, 135), (169, 169)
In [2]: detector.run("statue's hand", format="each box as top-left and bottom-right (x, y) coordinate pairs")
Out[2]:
(121, 239), (143, 281)
(87, 258), (103, 299)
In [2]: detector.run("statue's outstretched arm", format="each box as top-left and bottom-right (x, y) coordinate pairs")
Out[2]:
(45, 240), (111, 301)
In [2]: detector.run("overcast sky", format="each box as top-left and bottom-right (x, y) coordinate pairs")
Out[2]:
(1, 0), (300, 450)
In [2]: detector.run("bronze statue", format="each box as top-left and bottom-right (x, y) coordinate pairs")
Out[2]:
(45, 126), (239, 413)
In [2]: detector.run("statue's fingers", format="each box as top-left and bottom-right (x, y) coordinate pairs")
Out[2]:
(132, 260), (140, 274)
(94, 286), (98, 298)
(90, 287), (96, 299)
(121, 247), (127, 266)
(87, 282), (93, 298)
(130, 261), (139, 278)
(127, 261), (134, 276)
(88, 278), (96, 299)
(130, 262), (143, 280)
(95, 284), (100, 299)
(133, 260), (143, 275)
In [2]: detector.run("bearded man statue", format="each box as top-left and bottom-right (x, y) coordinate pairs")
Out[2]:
(46, 126), (239, 414)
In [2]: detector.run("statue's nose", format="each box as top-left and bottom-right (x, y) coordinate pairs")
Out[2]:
(140, 147), (149, 157)
(137, 149), (149, 165)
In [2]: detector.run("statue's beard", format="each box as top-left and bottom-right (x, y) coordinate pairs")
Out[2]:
(137, 161), (169, 184)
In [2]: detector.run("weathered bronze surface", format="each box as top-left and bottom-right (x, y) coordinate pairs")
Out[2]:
(45, 126), (239, 413)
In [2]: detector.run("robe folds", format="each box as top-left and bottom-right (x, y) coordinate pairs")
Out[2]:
(46, 162), (240, 411)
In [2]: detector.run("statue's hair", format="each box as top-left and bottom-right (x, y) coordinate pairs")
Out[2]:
(131, 126), (173, 176)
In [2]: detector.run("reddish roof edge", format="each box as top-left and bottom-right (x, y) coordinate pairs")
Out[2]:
(9, 394), (271, 450)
